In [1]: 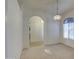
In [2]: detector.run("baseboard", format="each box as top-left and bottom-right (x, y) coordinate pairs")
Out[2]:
(44, 42), (60, 46)
(45, 42), (74, 49)
(60, 42), (74, 48)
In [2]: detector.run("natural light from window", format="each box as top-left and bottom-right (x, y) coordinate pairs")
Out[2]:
(63, 17), (74, 40)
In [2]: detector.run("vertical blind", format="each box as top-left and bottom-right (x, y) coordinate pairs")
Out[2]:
(63, 17), (74, 40)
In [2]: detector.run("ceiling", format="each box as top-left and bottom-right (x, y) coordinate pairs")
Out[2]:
(18, 0), (74, 18)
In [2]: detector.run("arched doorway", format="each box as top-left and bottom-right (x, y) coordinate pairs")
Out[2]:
(29, 16), (44, 47)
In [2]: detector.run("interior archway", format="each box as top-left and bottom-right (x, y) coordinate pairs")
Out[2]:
(29, 16), (44, 47)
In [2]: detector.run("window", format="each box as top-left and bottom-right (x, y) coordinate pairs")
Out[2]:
(63, 17), (74, 40)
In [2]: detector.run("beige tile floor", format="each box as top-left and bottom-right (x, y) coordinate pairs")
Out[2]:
(21, 43), (74, 59)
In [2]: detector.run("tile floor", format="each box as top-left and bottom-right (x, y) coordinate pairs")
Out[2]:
(21, 43), (74, 59)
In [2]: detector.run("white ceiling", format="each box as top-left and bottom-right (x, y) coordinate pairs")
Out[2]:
(18, 0), (74, 17)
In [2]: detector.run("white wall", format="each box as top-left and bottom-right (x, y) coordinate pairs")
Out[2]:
(23, 15), (60, 48)
(60, 9), (74, 48)
(44, 19), (60, 45)
(5, 0), (23, 59)
(22, 7), (60, 48)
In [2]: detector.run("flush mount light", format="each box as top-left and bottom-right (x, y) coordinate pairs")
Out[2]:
(53, 0), (61, 20)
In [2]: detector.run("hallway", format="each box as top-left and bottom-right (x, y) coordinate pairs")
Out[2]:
(21, 43), (74, 59)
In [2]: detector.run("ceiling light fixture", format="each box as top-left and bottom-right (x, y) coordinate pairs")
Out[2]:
(53, 0), (61, 20)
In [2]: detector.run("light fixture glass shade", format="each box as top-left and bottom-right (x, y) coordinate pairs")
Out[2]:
(53, 15), (61, 20)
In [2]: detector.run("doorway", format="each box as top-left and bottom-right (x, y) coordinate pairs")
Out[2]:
(29, 16), (44, 47)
